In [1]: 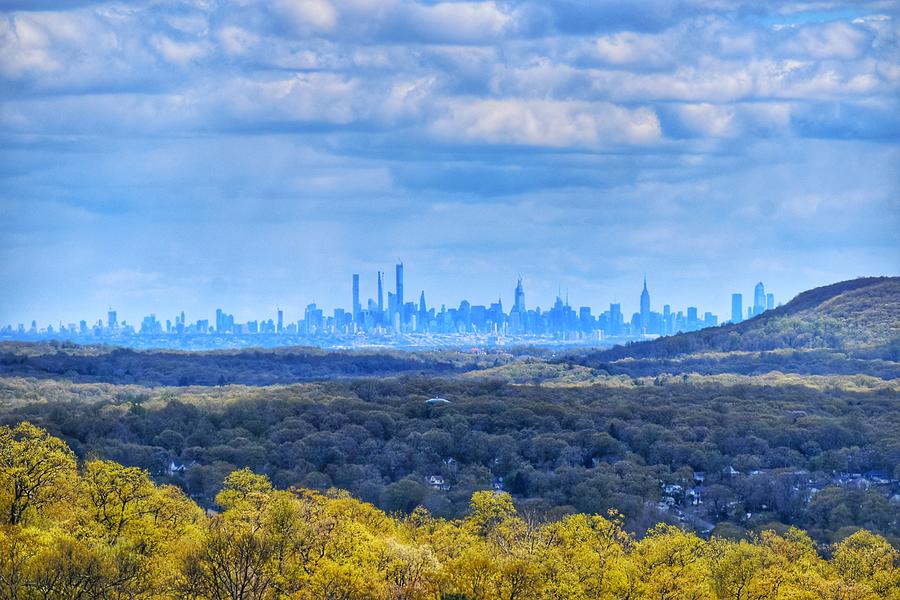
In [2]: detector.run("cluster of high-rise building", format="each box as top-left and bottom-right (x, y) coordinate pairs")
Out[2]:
(730, 281), (776, 324)
(0, 265), (776, 346)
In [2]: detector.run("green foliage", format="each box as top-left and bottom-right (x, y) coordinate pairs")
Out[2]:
(1, 371), (898, 546)
(4, 424), (899, 600)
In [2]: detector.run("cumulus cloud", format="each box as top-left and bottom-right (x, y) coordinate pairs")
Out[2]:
(223, 73), (366, 124)
(591, 30), (679, 68)
(0, 11), (114, 77)
(0, 0), (897, 322)
(780, 21), (873, 59)
(216, 25), (259, 56)
(151, 35), (210, 65)
(400, 1), (516, 43)
(430, 99), (662, 147)
(275, 0), (338, 35)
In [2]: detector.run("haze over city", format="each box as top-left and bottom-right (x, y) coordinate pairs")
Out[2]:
(1, 0), (898, 326)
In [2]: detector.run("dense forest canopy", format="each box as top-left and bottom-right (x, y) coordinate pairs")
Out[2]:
(0, 343), (508, 386)
(1, 423), (898, 600)
(1, 373), (897, 548)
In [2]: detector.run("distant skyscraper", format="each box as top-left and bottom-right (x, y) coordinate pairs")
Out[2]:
(352, 274), (361, 323)
(687, 306), (699, 330)
(277, 308), (283, 334)
(639, 276), (650, 333)
(663, 304), (672, 335)
(609, 303), (622, 336)
(753, 282), (766, 316)
(395, 262), (404, 322)
(418, 291), (427, 332)
(731, 293), (742, 323)
(377, 271), (384, 315)
(513, 277), (525, 313)
(107, 308), (117, 329)
(766, 292), (774, 311)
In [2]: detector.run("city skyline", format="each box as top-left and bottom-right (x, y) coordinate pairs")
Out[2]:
(0, 266), (796, 327)
(2, 265), (778, 343)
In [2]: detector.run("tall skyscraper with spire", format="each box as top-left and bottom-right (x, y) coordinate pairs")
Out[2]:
(377, 271), (384, 317)
(418, 291), (427, 330)
(513, 277), (525, 314)
(395, 262), (404, 324)
(640, 276), (650, 333)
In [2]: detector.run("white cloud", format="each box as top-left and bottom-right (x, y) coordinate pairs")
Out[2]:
(224, 73), (365, 124)
(151, 35), (210, 65)
(592, 30), (677, 68)
(0, 16), (59, 76)
(0, 12), (115, 77)
(406, 1), (515, 43)
(676, 103), (739, 138)
(430, 99), (661, 147)
(217, 25), (259, 56)
(275, 0), (338, 35)
(781, 21), (872, 60)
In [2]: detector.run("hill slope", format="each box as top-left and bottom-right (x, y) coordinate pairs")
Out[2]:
(575, 277), (900, 363)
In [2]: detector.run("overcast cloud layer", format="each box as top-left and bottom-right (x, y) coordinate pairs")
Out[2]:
(1, 0), (898, 325)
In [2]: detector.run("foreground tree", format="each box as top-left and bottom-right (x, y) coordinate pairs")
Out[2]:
(0, 422), (77, 526)
(1, 424), (899, 600)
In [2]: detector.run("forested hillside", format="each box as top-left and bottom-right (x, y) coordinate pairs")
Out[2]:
(573, 277), (900, 365)
(2, 423), (898, 600)
(2, 374), (897, 547)
(0, 343), (504, 386)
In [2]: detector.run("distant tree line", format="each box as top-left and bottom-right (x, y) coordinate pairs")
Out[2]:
(0, 343), (508, 386)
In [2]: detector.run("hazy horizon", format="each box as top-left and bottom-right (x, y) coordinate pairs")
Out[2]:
(0, 267), (893, 330)
(2, 1), (898, 325)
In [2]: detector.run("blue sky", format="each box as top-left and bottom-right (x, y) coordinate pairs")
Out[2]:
(1, 0), (898, 326)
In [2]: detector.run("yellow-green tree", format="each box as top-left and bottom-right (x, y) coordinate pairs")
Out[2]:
(179, 517), (276, 600)
(0, 421), (77, 525)
(832, 530), (900, 599)
(627, 523), (713, 600)
(2, 423), (899, 600)
(83, 459), (156, 541)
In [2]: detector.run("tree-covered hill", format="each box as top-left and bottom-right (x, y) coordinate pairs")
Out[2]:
(0, 342), (509, 386)
(573, 277), (900, 365)
(3, 374), (898, 547)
